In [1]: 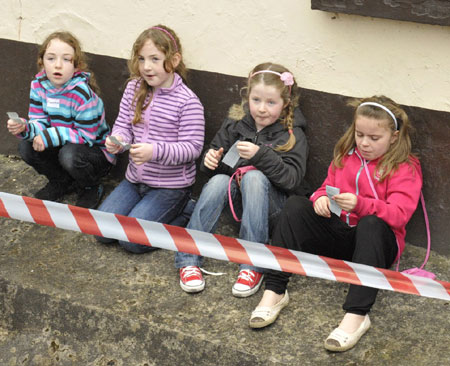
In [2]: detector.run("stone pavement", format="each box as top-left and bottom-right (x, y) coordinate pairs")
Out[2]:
(0, 154), (449, 366)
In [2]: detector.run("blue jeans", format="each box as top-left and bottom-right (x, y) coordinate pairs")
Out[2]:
(175, 170), (287, 272)
(96, 179), (192, 253)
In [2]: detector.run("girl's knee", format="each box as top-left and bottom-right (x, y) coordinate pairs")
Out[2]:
(18, 140), (37, 164)
(208, 173), (230, 185)
(241, 171), (268, 194)
(241, 169), (266, 182)
(355, 215), (397, 263)
(58, 144), (78, 171)
(202, 174), (229, 194)
(356, 216), (391, 246)
(358, 215), (387, 231)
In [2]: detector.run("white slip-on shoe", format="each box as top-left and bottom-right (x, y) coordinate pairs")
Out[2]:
(324, 314), (371, 352)
(249, 291), (289, 329)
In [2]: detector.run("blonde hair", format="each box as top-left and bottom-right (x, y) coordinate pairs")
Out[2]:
(333, 95), (417, 181)
(230, 62), (299, 152)
(128, 25), (187, 125)
(37, 31), (100, 94)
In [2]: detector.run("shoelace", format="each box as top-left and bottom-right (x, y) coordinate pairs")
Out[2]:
(182, 266), (225, 280)
(237, 270), (255, 283)
(199, 267), (225, 276)
(181, 266), (202, 280)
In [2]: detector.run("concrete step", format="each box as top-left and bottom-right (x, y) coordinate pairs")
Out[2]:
(1, 154), (450, 365)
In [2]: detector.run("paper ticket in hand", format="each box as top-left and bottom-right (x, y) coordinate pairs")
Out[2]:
(221, 141), (240, 168)
(109, 136), (131, 151)
(7, 112), (26, 125)
(326, 185), (342, 217)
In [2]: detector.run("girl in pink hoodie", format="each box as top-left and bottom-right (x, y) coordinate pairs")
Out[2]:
(248, 95), (422, 352)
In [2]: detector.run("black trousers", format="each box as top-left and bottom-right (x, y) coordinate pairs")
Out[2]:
(265, 195), (398, 315)
(19, 140), (111, 188)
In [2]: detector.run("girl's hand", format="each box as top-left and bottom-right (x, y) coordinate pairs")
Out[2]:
(236, 141), (259, 160)
(129, 143), (153, 165)
(314, 196), (331, 218)
(106, 135), (123, 154)
(7, 119), (26, 135)
(204, 147), (224, 170)
(32, 135), (45, 152)
(332, 193), (357, 212)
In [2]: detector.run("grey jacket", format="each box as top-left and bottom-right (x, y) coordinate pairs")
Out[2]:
(200, 106), (310, 195)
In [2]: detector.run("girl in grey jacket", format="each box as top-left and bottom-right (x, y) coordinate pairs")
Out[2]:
(175, 62), (309, 297)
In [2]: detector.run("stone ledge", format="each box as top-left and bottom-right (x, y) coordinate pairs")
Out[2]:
(0, 278), (269, 366)
(0, 154), (449, 365)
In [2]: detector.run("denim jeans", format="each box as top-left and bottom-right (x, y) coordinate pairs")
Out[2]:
(96, 179), (192, 253)
(175, 170), (287, 272)
(18, 140), (111, 188)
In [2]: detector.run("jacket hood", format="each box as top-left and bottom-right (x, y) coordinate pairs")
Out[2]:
(35, 70), (91, 94)
(292, 107), (307, 131)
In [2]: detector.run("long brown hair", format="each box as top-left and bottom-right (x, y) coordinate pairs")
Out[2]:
(37, 31), (100, 94)
(230, 62), (299, 152)
(128, 25), (187, 125)
(333, 95), (416, 181)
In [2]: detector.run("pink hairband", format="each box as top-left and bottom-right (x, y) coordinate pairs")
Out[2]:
(250, 70), (295, 87)
(151, 26), (178, 52)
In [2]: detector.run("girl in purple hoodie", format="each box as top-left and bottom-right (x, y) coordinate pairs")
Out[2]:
(96, 25), (205, 253)
(249, 95), (422, 353)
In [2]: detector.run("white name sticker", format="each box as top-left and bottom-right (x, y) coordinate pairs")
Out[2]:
(47, 98), (60, 109)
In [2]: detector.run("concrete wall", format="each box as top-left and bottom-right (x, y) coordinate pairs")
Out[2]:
(1, 1), (450, 256)
(2, 0), (450, 112)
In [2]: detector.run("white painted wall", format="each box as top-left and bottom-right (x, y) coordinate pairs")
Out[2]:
(2, 0), (450, 112)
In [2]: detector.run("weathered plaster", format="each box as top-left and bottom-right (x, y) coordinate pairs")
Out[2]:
(1, 0), (450, 112)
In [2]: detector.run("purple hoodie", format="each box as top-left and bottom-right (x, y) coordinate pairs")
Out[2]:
(112, 73), (205, 188)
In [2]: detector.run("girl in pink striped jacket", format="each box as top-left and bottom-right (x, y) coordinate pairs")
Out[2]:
(96, 25), (205, 253)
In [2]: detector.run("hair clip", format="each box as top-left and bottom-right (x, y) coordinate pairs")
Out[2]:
(280, 72), (294, 86)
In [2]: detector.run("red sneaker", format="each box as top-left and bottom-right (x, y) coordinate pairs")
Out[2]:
(179, 266), (205, 293)
(232, 269), (264, 297)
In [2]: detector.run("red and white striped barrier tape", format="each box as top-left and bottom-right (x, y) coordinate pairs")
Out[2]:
(1, 192), (449, 301)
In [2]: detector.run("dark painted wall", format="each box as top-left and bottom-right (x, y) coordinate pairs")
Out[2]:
(311, 0), (450, 27)
(1, 38), (449, 256)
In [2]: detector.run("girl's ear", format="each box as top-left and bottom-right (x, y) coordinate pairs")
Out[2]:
(171, 52), (181, 69)
(390, 130), (400, 144)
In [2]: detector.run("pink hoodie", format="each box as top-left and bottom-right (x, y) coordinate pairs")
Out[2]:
(310, 148), (422, 255)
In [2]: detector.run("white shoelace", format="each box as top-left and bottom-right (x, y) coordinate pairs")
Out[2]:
(199, 267), (226, 276)
(181, 266), (202, 280)
(182, 266), (225, 278)
(237, 270), (254, 283)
